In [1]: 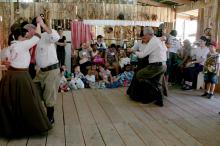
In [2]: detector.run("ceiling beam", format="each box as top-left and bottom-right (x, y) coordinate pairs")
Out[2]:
(137, 0), (169, 7)
(176, 0), (212, 13)
(165, 0), (191, 4)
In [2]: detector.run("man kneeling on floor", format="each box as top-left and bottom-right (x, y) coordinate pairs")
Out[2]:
(127, 27), (167, 106)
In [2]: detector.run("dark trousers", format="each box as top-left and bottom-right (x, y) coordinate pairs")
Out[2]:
(57, 51), (65, 66)
(183, 63), (203, 88)
(80, 61), (92, 75)
(167, 52), (178, 83)
(29, 63), (36, 79)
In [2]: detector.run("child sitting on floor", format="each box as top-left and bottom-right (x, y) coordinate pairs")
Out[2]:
(69, 65), (85, 90)
(118, 64), (134, 87)
(119, 50), (130, 69)
(98, 65), (120, 88)
(98, 65), (112, 83)
(91, 44), (105, 66)
(85, 69), (96, 88)
(90, 64), (99, 81)
(201, 41), (220, 99)
(61, 65), (72, 80)
(59, 67), (70, 92)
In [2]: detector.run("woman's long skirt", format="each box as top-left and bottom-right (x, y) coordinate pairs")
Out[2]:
(0, 69), (52, 138)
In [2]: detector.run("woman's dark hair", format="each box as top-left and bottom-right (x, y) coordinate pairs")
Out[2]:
(170, 30), (177, 37)
(8, 28), (28, 45)
(13, 28), (28, 40)
(8, 33), (14, 45)
(32, 17), (38, 27)
(200, 36), (207, 42)
(90, 43), (96, 48)
(20, 21), (29, 28)
(156, 29), (163, 37)
(110, 44), (116, 48)
(97, 35), (103, 39)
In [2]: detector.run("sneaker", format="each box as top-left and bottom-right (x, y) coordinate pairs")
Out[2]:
(201, 92), (209, 97)
(207, 93), (214, 99)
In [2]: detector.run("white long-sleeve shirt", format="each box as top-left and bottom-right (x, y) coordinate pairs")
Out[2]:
(1, 36), (40, 68)
(36, 29), (60, 68)
(135, 36), (167, 63)
(131, 40), (148, 52)
(192, 46), (209, 65)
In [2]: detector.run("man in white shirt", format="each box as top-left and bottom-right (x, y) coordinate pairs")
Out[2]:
(127, 27), (167, 107)
(166, 30), (181, 83)
(25, 16), (60, 124)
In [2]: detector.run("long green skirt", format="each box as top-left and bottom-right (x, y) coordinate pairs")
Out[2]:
(0, 69), (52, 138)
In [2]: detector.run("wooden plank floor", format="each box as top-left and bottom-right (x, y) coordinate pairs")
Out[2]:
(1, 88), (220, 146)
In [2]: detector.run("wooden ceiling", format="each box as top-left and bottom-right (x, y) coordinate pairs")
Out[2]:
(2, 0), (195, 8)
(138, 0), (193, 7)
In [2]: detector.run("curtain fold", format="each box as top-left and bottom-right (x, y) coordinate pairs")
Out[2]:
(71, 21), (92, 50)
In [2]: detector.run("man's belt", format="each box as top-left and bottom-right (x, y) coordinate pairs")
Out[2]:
(41, 63), (59, 72)
(9, 66), (28, 71)
(149, 62), (166, 66)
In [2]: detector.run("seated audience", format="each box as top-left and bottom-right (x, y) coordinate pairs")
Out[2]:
(85, 69), (96, 88)
(91, 44), (105, 65)
(69, 65), (85, 90)
(90, 64), (99, 81)
(79, 42), (92, 75)
(105, 44), (119, 74)
(96, 35), (107, 53)
(99, 65), (113, 84)
(182, 36), (209, 90)
(174, 39), (192, 84)
(59, 67), (70, 92)
(118, 64), (134, 87)
(119, 50), (130, 69)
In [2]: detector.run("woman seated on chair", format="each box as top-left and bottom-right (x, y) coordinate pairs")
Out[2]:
(182, 36), (209, 90)
(79, 42), (92, 75)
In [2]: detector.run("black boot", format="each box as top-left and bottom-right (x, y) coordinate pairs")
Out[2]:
(47, 107), (55, 124)
(154, 83), (164, 107)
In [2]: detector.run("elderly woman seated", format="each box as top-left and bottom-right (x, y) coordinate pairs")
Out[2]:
(182, 36), (210, 90)
(78, 42), (92, 75)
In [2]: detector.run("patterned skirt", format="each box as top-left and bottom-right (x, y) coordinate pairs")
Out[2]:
(0, 68), (52, 138)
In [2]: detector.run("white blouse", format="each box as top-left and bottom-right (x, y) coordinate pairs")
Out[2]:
(2, 36), (40, 68)
(192, 47), (209, 65)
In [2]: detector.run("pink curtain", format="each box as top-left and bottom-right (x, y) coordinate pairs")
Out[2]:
(71, 21), (93, 50)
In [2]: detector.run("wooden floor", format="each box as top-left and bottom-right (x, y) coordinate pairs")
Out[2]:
(1, 88), (220, 146)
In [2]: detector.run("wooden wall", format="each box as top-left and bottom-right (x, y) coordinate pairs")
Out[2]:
(0, 2), (175, 47)
(176, 0), (219, 43)
(197, 0), (220, 42)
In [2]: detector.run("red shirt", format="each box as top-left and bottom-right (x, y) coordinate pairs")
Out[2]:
(30, 45), (37, 64)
